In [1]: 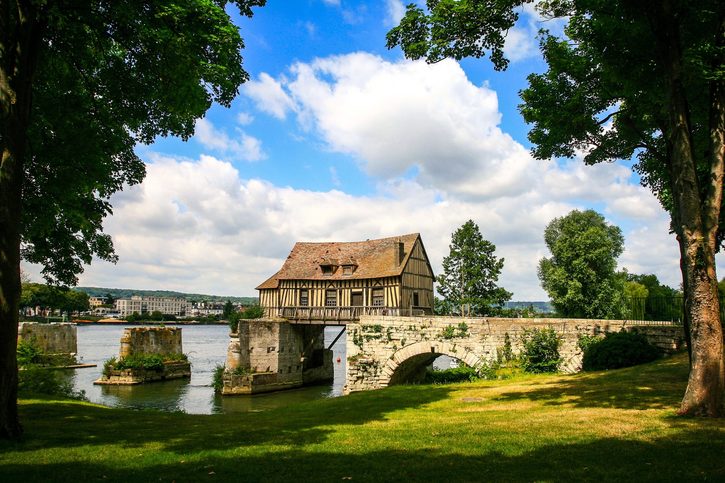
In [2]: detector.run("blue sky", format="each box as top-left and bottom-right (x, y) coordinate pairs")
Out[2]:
(24, 0), (724, 299)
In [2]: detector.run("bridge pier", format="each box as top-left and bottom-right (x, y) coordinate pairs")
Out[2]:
(344, 315), (686, 393)
(222, 320), (333, 395)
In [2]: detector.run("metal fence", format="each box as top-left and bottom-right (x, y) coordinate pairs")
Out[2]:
(621, 295), (725, 324)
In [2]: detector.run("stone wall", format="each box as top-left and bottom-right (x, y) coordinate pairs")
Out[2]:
(18, 322), (77, 355)
(223, 320), (332, 395)
(345, 316), (686, 393)
(119, 327), (183, 357)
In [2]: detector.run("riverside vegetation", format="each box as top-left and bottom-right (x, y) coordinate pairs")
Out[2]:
(2, 353), (722, 481)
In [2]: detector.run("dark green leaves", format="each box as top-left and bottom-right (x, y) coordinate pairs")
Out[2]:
(19, 0), (264, 285)
(437, 219), (512, 315)
(538, 210), (625, 319)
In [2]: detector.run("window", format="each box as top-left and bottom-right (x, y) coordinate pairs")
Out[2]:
(299, 289), (309, 307)
(342, 265), (354, 276)
(351, 291), (363, 307)
(413, 292), (420, 307)
(325, 289), (337, 307)
(321, 265), (334, 276)
(372, 288), (384, 307)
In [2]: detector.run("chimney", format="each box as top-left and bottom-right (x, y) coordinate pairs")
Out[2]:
(397, 239), (405, 266)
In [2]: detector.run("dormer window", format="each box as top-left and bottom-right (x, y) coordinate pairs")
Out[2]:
(341, 257), (358, 276)
(319, 257), (339, 276)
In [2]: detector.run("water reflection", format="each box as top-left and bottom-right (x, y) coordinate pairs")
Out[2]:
(72, 324), (346, 415)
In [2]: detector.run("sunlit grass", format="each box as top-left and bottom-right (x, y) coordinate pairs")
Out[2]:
(1, 353), (723, 482)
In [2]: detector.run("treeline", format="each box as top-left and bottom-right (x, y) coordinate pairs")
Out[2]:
(76, 286), (257, 304)
(434, 211), (724, 322)
(20, 283), (90, 315)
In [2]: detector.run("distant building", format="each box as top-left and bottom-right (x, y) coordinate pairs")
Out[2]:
(115, 296), (190, 317)
(257, 233), (434, 321)
(89, 296), (107, 308)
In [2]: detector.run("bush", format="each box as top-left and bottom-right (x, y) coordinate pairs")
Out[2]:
(18, 366), (86, 400)
(520, 328), (561, 373)
(104, 353), (188, 373)
(212, 364), (225, 392)
(240, 304), (264, 319)
(17, 338), (43, 367)
(582, 331), (661, 371)
(425, 366), (480, 384)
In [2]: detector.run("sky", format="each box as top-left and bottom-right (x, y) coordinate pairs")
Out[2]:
(23, 0), (725, 300)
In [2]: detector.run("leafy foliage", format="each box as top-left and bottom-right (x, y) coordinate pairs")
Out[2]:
(104, 353), (188, 373)
(582, 331), (662, 371)
(538, 210), (625, 319)
(20, 283), (90, 314)
(15, 1), (266, 286)
(626, 274), (682, 321)
(16, 339), (43, 367)
(520, 328), (561, 374)
(425, 365), (480, 384)
(17, 366), (86, 400)
(387, 0), (725, 416)
(212, 364), (225, 393)
(437, 220), (512, 316)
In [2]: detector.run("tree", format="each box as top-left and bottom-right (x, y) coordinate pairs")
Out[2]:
(389, 0), (724, 416)
(624, 281), (649, 320)
(627, 273), (682, 322)
(222, 300), (235, 319)
(538, 210), (625, 319)
(437, 220), (512, 315)
(1, 0), (265, 438)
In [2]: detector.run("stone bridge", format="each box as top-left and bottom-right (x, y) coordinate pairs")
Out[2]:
(343, 315), (685, 393)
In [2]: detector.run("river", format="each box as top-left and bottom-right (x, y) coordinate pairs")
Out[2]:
(68, 324), (347, 414)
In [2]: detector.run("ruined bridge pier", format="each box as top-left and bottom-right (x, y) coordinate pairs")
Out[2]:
(343, 315), (685, 393)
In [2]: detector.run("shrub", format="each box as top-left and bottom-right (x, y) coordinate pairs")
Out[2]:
(104, 353), (188, 373)
(240, 304), (264, 319)
(425, 365), (480, 384)
(577, 334), (601, 353)
(496, 332), (514, 364)
(17, 338), (43, 367)
(582, 331), (661, 371)
(212, 364), (225, 392)
(520, 328), (561, 373)
(18, 366), (86, 400)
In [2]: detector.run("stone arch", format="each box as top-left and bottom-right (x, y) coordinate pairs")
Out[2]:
(379, 341), (484, 387)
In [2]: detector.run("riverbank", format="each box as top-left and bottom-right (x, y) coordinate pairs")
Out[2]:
(1, 353), (722, 481)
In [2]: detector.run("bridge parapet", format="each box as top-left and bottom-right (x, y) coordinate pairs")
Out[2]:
(344, 316), (685, 393)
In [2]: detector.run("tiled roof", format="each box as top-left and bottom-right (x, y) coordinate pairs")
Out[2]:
(256, 233), (422, 290)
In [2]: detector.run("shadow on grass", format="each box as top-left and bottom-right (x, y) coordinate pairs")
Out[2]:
(7, 384), (452, 454)
(493, 354), (690, 411)
(0, 426), (722, 482)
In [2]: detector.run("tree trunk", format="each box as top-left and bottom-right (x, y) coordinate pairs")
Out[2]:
(0, 0), (43, 439)
(655, 2), (725, 417)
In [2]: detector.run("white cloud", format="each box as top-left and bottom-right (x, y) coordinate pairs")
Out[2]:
(274, 53), (540, 199)
(503, 25), (539, 63)
(242, 73), (296, 120)
(236, 112), (254, 125)
(321, 0), (340, 5)
(29, 151), (712, 302)
(27, 52), (723, 303)
(193, 118), (265, 162)
(384, 0), (406, 26)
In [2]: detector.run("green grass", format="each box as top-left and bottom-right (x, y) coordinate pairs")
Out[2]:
(1, 353), (723, 482)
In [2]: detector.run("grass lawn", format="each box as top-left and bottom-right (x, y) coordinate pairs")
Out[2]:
(1, 353), (723, 482)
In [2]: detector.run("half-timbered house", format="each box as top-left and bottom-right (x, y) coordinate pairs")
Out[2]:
(257, 233), (434, 321)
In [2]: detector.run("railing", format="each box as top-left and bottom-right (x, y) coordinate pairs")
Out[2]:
(621, 295), (724, 324)
(275, 306), (427, 321)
